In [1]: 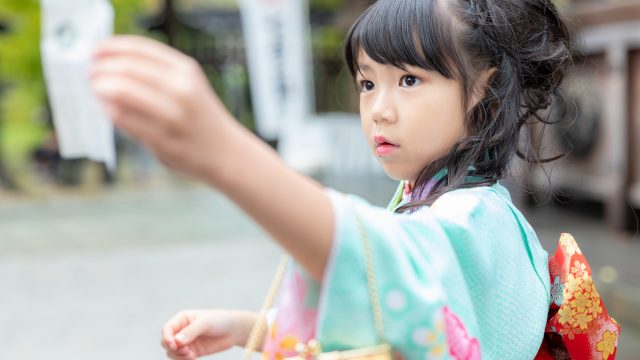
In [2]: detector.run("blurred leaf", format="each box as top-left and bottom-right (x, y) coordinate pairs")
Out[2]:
(0, 0), (152, 166)
(311, 25), (344, 58)
(310, 0), (345, 11)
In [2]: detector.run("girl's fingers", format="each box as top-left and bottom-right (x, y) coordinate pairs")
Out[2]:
(174, 317), (213, 347)
(102, 101), (172, 154)
(192, 337), (236, 358)
(92, 54), (204, 108)
(92, 74), (182, 132)
(94, 35), (189, 69)
(166, 347), (195, 360)
(175, 346), (194, 359)
(166, 349), (182, 360)
(91, 57), (170, 96)
(162, 311), (195, 351)
(161, 328), (180, 352)
(165, 311), (195, 332)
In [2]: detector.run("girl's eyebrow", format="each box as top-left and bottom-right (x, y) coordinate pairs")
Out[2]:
(358, 64), (371, 71)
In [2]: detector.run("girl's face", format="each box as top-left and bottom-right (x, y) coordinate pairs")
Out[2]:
(357, 49), (466, 183)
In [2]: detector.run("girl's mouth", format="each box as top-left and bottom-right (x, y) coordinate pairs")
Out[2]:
(374, 135), (399, 156)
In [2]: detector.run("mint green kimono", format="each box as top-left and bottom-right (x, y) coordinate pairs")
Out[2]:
(263, 182), (551, 359)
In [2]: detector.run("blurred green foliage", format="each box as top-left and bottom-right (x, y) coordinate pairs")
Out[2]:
(0, 0), (154, 167)
(178, 0), (237, 11)
(310, 0), (344, 11)
(0, 0), (351, 180)
(0, 0), (45, 163)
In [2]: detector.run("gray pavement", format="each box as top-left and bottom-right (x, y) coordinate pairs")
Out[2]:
(0, 184), (280, 359)
(1, 176), (639, 359)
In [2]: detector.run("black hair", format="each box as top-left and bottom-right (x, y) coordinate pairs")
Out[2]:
(344, 0), (573, 211)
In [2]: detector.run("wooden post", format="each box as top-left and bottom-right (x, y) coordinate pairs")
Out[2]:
(139, 0), (179, 46)
(562, 2), (640, 230)
(604, 42), (630, 230)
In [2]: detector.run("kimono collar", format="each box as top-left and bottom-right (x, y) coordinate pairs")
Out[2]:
(387, 169), (448, 212)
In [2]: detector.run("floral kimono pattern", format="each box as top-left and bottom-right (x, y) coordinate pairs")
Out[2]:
(262, 181), (552, 359)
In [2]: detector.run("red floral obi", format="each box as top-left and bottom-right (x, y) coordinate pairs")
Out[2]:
(536, 234), (621, 359)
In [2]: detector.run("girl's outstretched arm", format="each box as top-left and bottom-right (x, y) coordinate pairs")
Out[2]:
(91, 36), (333, 280)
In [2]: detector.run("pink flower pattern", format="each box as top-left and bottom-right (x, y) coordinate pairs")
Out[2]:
(444, 306), (481, 360)
(263, 269), (318, 359)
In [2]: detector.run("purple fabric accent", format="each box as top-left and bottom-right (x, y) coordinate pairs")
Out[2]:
(408, 177), (439, 204)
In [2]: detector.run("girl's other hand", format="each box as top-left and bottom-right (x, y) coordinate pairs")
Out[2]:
(161, 309), (256, 360)
(90, 35), (243, 185)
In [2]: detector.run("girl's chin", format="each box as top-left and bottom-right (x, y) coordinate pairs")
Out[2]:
(380, 166), (412, 183)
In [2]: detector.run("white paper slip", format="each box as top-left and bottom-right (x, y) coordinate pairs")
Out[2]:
(40, 0), (116, 170)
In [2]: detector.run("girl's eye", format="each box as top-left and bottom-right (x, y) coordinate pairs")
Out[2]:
(401, 75), (420, 87)
(359, 80), (375, 92)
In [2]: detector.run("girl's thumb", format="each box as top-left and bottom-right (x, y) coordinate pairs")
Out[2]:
(174, 318), (209, 346)
(174, 332), (189, 346)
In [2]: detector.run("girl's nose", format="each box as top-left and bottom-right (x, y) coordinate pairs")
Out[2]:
(370, 92), (396, 124)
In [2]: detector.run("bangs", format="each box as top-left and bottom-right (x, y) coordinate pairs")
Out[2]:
(345, 0), (460, 80)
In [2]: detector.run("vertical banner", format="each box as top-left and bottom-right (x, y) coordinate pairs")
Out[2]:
(239, 0), (314, 144)
(41, 0), (116, 170)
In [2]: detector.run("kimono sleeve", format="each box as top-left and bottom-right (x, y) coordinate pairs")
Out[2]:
(314, 189), (482, 359)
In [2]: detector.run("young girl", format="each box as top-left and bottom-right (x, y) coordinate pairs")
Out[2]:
(90, 0), (620, 359)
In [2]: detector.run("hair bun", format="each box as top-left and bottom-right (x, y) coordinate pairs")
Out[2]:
(466, 0), (574, 111)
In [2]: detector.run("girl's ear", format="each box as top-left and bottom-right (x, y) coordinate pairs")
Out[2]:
(468, 67), (497, 111)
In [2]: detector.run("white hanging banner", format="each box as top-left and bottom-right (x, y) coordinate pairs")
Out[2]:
(41, 0), (116, 170)
(239, 0), (314, 142)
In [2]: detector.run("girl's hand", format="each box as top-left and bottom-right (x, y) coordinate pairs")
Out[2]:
(161, 309), (257, 360)
(92, 36), (334, 281)
(90, 35), (242, 185)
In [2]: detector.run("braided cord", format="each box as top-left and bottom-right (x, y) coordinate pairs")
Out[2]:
(356, 214), (386, 341)
(243, 256), (289, 359)
(244, 213), (386, 359)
